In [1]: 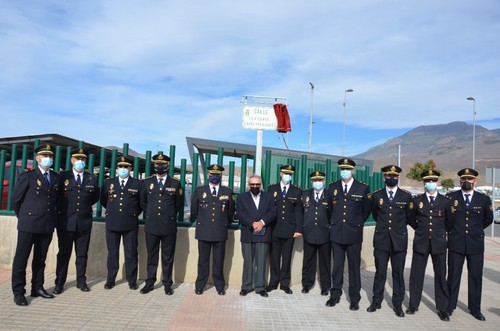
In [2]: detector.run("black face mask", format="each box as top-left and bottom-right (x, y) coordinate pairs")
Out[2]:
(250, 187), (261, 196)
(155, 165), (168, 175)
(385, 177), (399, 187)
(461, 181), (472, 191)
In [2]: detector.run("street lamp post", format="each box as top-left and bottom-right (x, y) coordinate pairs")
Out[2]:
(467, 97), (476, 168)
(309, 82), (314, 152)
(342, 89), (354, 156)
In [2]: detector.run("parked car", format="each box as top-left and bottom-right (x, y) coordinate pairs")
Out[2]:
(1, 160), (33, 210)
(494, 206), (500, 224)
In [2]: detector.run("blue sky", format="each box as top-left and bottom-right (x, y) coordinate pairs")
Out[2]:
(1, 1), (499, 162)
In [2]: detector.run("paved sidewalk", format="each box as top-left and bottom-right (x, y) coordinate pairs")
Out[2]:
(1, 236), (499, 330)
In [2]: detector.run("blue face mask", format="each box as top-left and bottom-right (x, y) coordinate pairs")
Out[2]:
(281, 174), (292, 184)
(118, 168), (129, 178)
(340, 169), (352, 180)
(209, 175), (221, 184)
(40, 157), (53, 169)
(312, 181), (324, 190)
(74, 160), (86, 172)
(425, 182), (438, 192)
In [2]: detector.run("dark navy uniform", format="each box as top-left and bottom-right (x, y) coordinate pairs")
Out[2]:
(11, 144), (61, 304)
(267, 164), (303, 292)
(408, 170), (452, 318)
(327, 158), (371, 308)
(55, 161), (99, 291)
(368, 165), (413, 314)
(140, 153), (183, 293)
(299, 181), (331, 294)
(191, 164), (235, 294)
(100, 156), (142, 288)
(446, 168), (493, 320)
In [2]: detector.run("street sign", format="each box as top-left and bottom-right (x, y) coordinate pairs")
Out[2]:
(242, 106), (277, 130)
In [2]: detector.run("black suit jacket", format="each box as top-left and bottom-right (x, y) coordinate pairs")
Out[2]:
(191, 185), (235, 241)
(141, 175), (183, 236)
(371, 187), (413, 252)
(267, 183), (303, 238)
(409, 193), (452, 255)
(100, 176), (143, 231)
(299, 189), (331, 245)
(57, 170), (99, 232)
(11, 167), (61, 234)
(447, 190), (493, 255)
(328, 179), (371, 244)
(237, 191), (276, 243)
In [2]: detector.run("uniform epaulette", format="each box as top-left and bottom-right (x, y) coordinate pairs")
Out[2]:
(414, 193), (424, 198)
(445, 190), (458, 197)
(145, 175), (156, 179)
(441, 194), (451, 199)
(372, 188), (384, 194)
(290, 183), (302, 189)
(474, 190), (488, 197)
(24, 168), (34, 172)
(399, 188), (412, 195)
(170, 176), (180, 182)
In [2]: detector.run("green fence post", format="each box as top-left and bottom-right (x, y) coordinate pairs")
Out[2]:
(0, 150), (6, 209)
(178, 158), (188, 226)
(169, 145), (176, 178)
(133, 156), (140, 178)
(144, 151), (152, 178)
(203, 153), (211, 186)
(122, 143), (129, 157)
(217, 147), (224, 166)
(110, 150), (118, 178)
(64, 146), (72, 171)
(191, 153), (199, 223)
(33, 139), (41, 169)
(325, 159), (332, 185)
(240, 155), (248, 194)
(301, 155), (308, 189)
(263, 150), (272, 190)
(88, 154), (95, 174)
(21, 145), (29, 170)
(228, 161), (235, 191)
(96, 148), (107, 217)
(7, 144), (18, 211)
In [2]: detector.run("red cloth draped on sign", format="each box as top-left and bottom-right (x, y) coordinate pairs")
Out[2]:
(273, 103), (292, 133)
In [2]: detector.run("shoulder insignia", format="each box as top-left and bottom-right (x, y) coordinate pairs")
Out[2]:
(490, 205), (493, 211)
(399, 188), (411, 195)
(367, 193), (372, 200)
(418, 201), (423, 209)
(409, 201), (414, 209)
(372, 188), (383, 194)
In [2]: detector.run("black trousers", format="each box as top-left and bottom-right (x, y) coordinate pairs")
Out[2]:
(105, 228), (138, 285)
(145, 232), (176, 287)
(241, 242), (269, 292)
(195, 240), (226, 292)
(408, 250), (449, 312)
(448, 250), (484, 314)
(269, 236), (295, 288)
(302, 241), (331, 291)
(371, 248), (406, 306)
(330, 242), (362, 303)
(55, 228), (92, 286)
(12, 231), (53, 294)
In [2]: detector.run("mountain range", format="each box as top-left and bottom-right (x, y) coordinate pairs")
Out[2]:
(356, 121), (500, 186)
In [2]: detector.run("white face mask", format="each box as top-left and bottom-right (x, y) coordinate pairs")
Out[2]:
(340, 169), (352, 180)
(312, 181), (324, 190)
(425, 182), (438, 192)
(281, 174), (292, 184)
(39, 156), (53, 169)
(73, 160), (86, 172)
(118, 168), (130, 178)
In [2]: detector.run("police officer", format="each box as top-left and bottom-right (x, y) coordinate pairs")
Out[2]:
(140, 152), (183, 295)
(54, 148), (99, 294)
(266, 164), (303, 294)
(447, 168), (493, 321)
(407, 169), (451, 321)
(11, 144), (61, 306)
(191, 164), (235, 295)
(100, 156), (143, 290)
(367, 165), (413, 317)
(326, 158), (371, 310)
(299, 171), (331, 296)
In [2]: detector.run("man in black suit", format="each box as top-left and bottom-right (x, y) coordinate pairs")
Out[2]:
(447, 168), (493, 321)
(407, 169), (452, 321)
(140, 152), (183, 296)
(299, 171), (331, 296)
(191, 164), (235, 295)
(367, 165), (413, 317)
(54, 148), (99, 294)
(11, 144), (61, 306)
(266, 164), (303, 294)
(100, 156), (143, 290)
(237, 175), (276, 298)
(326, 158), (371, 310)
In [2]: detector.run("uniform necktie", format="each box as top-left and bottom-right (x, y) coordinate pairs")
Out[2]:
(159, 178), (164, 189)
(344, 184), (348, 195)
(282, 186), (287, 198)
(121, 180), (125, 190)
(76, 174), (81, 187)
(389, 191), (394, 203)
(315, 192), (320, 203)
(465, 194), (470, 207)
(429, 195), (435, 206)
(212, 186), (217, 197)
(43, 172), (50, 186)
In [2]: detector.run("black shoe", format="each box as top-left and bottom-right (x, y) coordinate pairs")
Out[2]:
(321, 290), (329, 296)
(164, 286), (174, 296)
(129, 283), (138, 290)
(301, 287), (310, 294)
(104, 282), (115, 290)
(349, 302), (359, 311)
(470, 311), (485, 321)
(140, 284), (154, 294)
(406, 307), (418, 315)
(256, 290), (268, 298)
(239, 289), (252, 296)
(195, 289), (203, 295)
(53, 285), (64, 295)
(326, 297), (340, 307)
(31, 288), (54, 299)
(265, 285), (277, 292)
(217, 290), (226, 296)
(280, 286), (293, 294)
(394, 306), (405, 317)
(77, 283), (90, 292)
(14, 294), (28, 306)
(437, 311), (450, 321)
(367, 302), (381, 312)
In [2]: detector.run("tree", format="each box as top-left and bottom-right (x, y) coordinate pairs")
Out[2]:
(406, 160), (438, 182)
(440, 178), (455, 191)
